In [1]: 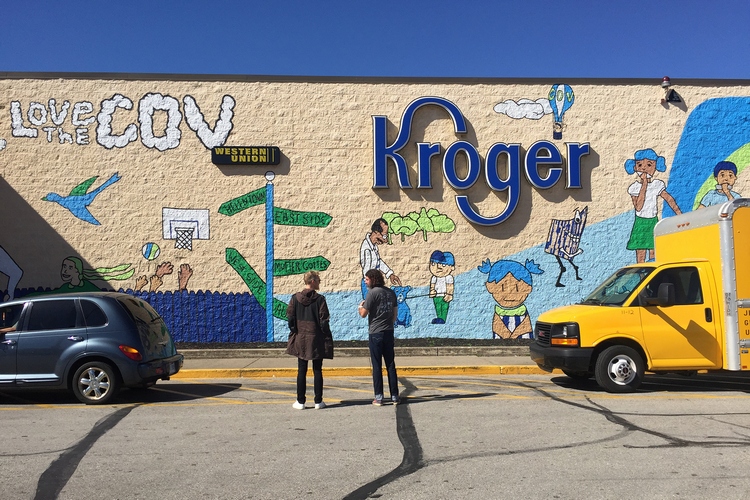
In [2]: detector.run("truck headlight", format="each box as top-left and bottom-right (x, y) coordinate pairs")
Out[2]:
(549, 323), (580, 346)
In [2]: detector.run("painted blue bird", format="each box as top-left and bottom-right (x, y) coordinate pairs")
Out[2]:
(42, 172), (122, 225)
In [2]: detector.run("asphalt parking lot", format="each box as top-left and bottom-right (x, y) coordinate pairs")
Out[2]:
(4, 372), (750, 499)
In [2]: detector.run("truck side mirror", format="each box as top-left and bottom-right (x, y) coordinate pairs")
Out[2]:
(643, 282), (675, 307)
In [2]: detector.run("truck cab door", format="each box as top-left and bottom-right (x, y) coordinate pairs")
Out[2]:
(638, 265), (720, 369)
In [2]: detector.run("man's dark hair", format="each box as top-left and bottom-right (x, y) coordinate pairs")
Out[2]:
(365, 269), (385, 287)
(371, 218), (388, 234)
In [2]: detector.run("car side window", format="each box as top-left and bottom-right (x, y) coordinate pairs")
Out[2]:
(26, 300), (78, 331)
(0, 304), (24, 332)
(641, 266), (703, 305)
(81, 300), (108, 327)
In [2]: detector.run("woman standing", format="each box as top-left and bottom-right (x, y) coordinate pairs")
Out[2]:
(286, 271), (334, 409)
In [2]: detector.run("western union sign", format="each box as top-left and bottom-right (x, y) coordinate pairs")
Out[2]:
(211, 146), (281, 165)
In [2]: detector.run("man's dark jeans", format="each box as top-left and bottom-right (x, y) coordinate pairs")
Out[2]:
(368, 330), (399, 400)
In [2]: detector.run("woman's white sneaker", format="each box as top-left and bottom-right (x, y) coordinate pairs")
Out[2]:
(292, 401), (305, 410)
(314, 401), (326, 410)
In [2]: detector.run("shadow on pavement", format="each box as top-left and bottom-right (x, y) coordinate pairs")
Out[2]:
(337, 391), (496, 407)
(0, 382), (242, 406)
(550, 371), (750, 393)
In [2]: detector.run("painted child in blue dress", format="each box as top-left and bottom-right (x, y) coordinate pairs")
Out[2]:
(479, 258), (543, 339)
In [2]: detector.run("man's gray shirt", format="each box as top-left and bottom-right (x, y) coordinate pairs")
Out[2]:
(363, 286), (397, 334)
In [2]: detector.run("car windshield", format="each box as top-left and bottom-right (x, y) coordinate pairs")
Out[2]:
(580, 267), (654, 306)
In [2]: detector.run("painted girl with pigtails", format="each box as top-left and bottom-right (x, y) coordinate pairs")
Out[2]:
(624, 148), (682, 263)
(479, 258), (543, 339)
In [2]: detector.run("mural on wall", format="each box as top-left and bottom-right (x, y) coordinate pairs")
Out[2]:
(0, 245), (23, 301)
(544, 207), (588, 287)
(42, 172), (121, 225)
(478, 258), (543, 339)
(393, 285), (413, 328)
(30, 256), (134, 295)
(624, 149), (682, 263)
(133, 262), (193, 293)
(696, 161), (743, 208)
(162, 208), (210, 251)
(493, 83), (575, 139)
(381, 208), (455, 243)
(659, 97), (750, 218)
(220, 182), (333, 340)
(9, 94), (235, 150)
(360, 217), (402, 298)
(428, 250), (455, 324)
(6, 83), (750, 344)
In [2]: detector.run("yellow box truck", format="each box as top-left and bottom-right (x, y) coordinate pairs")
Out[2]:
(530, 198), (750, 392)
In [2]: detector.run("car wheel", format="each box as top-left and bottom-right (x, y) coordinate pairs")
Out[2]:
(594, 345), (644, 393)
(72, 362), (120, 404)
(562, 369), (593, 380)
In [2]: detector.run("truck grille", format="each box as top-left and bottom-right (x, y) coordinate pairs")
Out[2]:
(535, 322), (552, 347)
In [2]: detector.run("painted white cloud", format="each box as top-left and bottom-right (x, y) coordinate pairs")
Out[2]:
(0, 139), (6, 151)
(493, 98), (552, 120)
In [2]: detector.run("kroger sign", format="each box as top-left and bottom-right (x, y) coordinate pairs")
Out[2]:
(372, 96), (591, 226)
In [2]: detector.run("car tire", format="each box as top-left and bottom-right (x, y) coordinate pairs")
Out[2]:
(72, 362), (120, 405)
(562, 369), (593, 380)
(594, 345), (644, 393)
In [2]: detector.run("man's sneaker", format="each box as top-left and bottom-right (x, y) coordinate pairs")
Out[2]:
(292, 401), (305, 410)
(372, 398), (383, 406)
(392, 396), (401, 405)
(314, 401), (326, 410)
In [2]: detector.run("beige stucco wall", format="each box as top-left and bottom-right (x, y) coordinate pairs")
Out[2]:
(2, 74), (750, 341)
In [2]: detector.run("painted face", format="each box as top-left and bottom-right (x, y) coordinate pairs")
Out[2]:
(430, 261), (454, 278)
(716, 169), (737, 186)
(60, 259), (80, 286)
(370, 222), (388, 245)
(485, 272), (532, 308)
(634, 159), (656, 177)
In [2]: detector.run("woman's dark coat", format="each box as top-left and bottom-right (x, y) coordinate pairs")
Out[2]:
(286, 289), (334, 360)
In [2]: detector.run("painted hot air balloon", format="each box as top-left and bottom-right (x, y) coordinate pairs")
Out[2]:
(548, 84), (574, 139)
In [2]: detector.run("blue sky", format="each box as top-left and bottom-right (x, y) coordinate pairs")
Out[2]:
(2, 0), (750, 79)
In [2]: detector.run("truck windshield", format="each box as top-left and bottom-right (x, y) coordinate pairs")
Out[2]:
(580, 267), (654, 306)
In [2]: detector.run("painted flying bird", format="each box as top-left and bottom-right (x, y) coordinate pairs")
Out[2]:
(42, 172), (122, 225)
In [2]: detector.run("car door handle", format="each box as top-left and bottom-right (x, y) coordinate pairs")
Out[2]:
(1, 339), (16, 345)
(67, 336), (85, 342)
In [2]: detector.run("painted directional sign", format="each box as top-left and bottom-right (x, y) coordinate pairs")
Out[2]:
(274, 256), (330, 277)
(221, 185), (334, 340)
(274, 208), (332, 228)
(218, 187), (266, 216)
(226, 248), (288, 320)
(220, 194), (333, 229)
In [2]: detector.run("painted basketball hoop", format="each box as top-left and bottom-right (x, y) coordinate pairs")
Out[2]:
(162, 208), (210, 251)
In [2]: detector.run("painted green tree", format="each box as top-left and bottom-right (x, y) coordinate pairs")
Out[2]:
(382, 208), (455, 243)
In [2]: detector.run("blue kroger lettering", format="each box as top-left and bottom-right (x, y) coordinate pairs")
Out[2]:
(372, 96), (590, 226)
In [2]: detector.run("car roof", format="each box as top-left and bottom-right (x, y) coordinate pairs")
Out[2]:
(1, 291), (133, 307)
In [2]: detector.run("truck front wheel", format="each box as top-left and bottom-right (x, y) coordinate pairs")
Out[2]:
(595, 346), (644, 393)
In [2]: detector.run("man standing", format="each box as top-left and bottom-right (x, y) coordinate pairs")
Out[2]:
(359, 218), (401, 298)
(358, 269), (400, 406)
